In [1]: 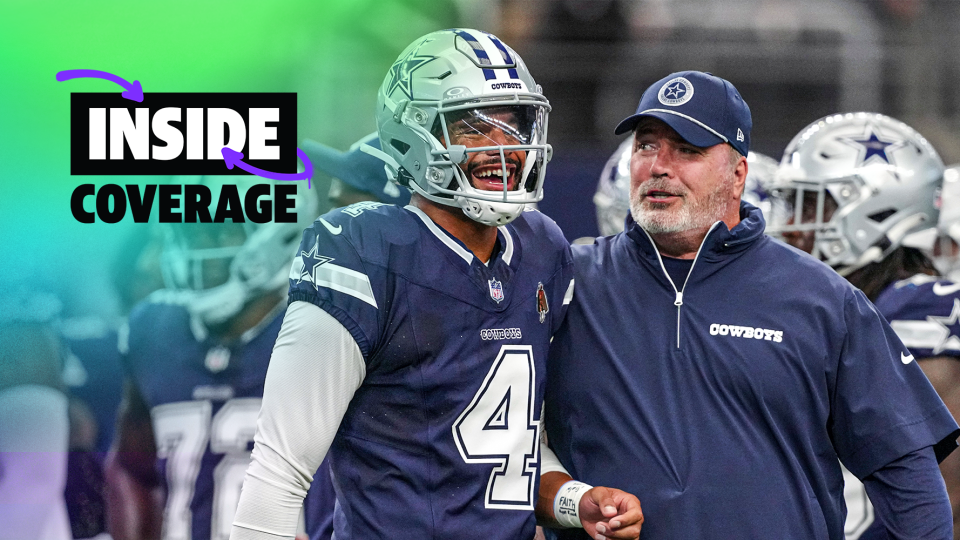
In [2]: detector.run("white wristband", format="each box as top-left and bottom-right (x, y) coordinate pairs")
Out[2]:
(553, 480), (593, 528)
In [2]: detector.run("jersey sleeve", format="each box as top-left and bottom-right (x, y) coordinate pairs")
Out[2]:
(231, 301), (365, 540)
(830, 288), (960, 478)
(287, 212), (386, 359)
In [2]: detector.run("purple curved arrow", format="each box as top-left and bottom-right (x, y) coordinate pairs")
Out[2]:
(221, 147), (314, 188)
(56, 69), (143, 102)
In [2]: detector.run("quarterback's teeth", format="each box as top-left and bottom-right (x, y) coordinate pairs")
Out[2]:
(476, 168), (504, 178)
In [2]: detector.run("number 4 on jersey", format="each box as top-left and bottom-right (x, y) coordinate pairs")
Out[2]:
(453, 345), (539, 510)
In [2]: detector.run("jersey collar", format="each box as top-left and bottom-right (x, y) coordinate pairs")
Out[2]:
(405, 205), (514, 267)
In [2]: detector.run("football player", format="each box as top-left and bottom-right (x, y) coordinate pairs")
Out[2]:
(62, 227), (164, 540)
(231, 29), (642, 540)
(0, 289), (72, 540)
(768, 112), (956, 539)
(104, 177), (330, 540)
(594, 137), (777, 236)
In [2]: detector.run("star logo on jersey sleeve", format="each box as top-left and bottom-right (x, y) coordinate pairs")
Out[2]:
(927, 298), (960, 354)
(840, 127), (905, 166)
(385, 45), (437, 101)
(292, 235), (334, 288)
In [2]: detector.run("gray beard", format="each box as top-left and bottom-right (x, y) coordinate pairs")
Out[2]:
(630, 175), (734, 234)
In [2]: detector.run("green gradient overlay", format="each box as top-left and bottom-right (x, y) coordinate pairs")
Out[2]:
(0, 0), (457, 315)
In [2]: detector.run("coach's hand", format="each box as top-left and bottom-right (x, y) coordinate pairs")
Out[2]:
(579, 486), (643, 540)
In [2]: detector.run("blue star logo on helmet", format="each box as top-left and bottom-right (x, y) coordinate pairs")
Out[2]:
(385, 46), (437, 101)
(841, 127), (904, 166)
(657, 77), (694, 106)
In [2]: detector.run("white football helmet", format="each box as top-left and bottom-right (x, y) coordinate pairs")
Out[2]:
(933, 165), (960, 281)
(369, 29), (552, 226)
(768, 113), (943, 275)
(594, 138), (633, 236)
(159, 176), (318, 325)
(742, 152), (778, 217)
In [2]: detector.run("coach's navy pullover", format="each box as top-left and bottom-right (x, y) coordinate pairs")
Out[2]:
(545, 203), (958, 540)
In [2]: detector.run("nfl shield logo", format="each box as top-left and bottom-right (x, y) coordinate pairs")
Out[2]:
(204, 345), (231, 373)
(488, 278), (505, 303)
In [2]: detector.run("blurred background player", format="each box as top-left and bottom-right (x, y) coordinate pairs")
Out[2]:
(303, 133), (411, 209)
(768, 112), (954, 539)
(592, 136), (777, 237)
(0, 289), (72, 540)
(104, 177), (332, 540)
(61, 227), (165, 540)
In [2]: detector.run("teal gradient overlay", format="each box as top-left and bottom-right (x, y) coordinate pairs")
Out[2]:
(0, 0), (457, 316)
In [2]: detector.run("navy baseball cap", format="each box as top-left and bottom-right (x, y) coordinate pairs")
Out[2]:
(615, 71), (752, 157)
(302, 133), (411, 206)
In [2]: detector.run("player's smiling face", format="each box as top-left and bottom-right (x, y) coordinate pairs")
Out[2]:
(628, 117), (743, 235)
(445, 106), (528, 192)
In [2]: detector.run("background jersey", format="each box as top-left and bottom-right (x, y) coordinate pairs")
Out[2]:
(840, 275), (960, 540)
(876, 275), (960, 360)
(124, 299), (333, 540)
(289, 203), (573, 540)
(61, 321), (126, 539)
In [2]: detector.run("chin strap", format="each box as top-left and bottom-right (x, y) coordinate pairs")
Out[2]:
(359, 143), (401, 183)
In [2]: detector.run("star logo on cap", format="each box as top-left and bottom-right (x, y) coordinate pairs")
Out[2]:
(840, 127), (905, 166)
(657, 76), (695, 106)
(664, 82), (686, 100)
(385, 42), (437, 101)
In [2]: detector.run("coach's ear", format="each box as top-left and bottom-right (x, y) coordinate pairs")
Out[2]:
(733, 148), (748, 201)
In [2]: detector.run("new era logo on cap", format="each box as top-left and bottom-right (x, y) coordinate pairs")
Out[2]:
(615, 71), (752, 157)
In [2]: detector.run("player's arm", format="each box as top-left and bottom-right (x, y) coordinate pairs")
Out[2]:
(231, 301), (365, 540)
(917, 356), (960, 538)
(863, 445), (952, 539)
(104, 379), (163, 540)
(537, 437), (643, 539)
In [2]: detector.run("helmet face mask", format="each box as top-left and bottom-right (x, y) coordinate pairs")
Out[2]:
(375, 29), (552, 226)
(768, 113), (943, 274)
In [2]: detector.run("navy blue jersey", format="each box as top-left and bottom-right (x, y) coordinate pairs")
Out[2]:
(289, 203), (573, 540)
(544, 206), (958, 540)
(124, 299), (333, 540)
(61, 322), (126, 538)
(63, 323), (125, 455)
(876, 275), (960, 360)
(841, 275), (960, 539)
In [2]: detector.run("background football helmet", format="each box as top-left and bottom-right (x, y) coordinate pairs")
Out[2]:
(593, 138), (776, 236)
(369, 29), (552, 226)
(742, 152), (778, 217)
(594, 138), (633, 236)
(933, 165), (960, 281)
(768, 112), (944, 275)
(159, 176), (318, 326)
